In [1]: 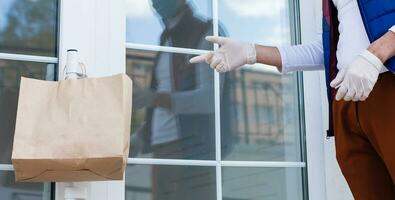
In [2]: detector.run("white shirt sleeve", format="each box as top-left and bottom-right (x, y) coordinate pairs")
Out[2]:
(389, 25), (395, 33)
(277, 40), (325, 74)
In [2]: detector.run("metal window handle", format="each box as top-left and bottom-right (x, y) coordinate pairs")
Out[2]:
(64, 49), (88, 80)
(64, 62), (87, 80)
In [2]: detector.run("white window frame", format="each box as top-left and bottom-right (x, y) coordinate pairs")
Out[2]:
(56, 0), (126, 199)
(0, 0), (329, 199)
(0, 25), (59, 200)
(122, 0), (310, 200)
(299, 0), (328, 199)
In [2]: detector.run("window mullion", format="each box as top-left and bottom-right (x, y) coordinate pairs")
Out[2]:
(0, 164), (14, 171)
(126, 43), (209, 55)
(0, 53), (58, 63)
(212, 0), (222, 200)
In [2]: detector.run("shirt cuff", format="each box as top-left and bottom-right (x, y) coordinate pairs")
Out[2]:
(360, 50), (385, 72)
(389, 25), (395, 34)
(277, 45), (291, 74)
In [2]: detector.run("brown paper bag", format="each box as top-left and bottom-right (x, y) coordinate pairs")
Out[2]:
(11, 74), (132, 182)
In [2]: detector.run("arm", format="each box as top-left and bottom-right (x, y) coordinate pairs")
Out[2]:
(329, 28), (395, 102)
(190, 36), (324, 73)
(169, 31), (215, 114)
(276, 41), (324, 73)
(255, 45), (282, 69)
(170, 61), (214, 114)
(155, 32), (215, 114)
(367, 29), (395, 63)
(154, 69), (213, 113)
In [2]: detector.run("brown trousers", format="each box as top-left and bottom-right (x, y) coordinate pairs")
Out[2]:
(334, 72), (395, 200)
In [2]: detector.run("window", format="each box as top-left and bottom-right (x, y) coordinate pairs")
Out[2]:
(125, 0), (306, 199)
(0, 0), (312, 199)
(0, 0), (58, 199)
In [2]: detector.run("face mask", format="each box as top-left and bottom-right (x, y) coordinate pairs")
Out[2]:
(152, 0), (183, 19)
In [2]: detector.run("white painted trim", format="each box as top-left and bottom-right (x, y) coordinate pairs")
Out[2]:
(215, 164), (222, 200)
(0, 164), (14, 171)
(127, 158), (217, 166)
(127, 158), (305, 168)
(126, 42), (210, 55)
(212, 0), (219, 39)
(299, 0), (328, 199)
(221, 161), (306, 168)
(303, 71), (328, 200)
(58, 0), (126, 80)
(212, 1), (222, 199)
(56, 0), (126, 199)
(0, 53), (58, 63)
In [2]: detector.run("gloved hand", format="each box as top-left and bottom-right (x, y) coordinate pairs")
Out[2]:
(133, 81), (155, 110)
(189, 36), (257, 72)
(330, 50), (385, 101)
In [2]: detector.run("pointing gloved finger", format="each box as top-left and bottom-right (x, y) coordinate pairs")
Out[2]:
(189, 55), (206, 64)
(330, 69), (346, 88)
(335, 84), (348, 101)
(206, 36), (226, 45)
(189, 52), (213, 64)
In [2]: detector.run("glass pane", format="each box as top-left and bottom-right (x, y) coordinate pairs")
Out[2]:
(0, 0), (58, 57)
(222, 167), (304, 200)
(126, 49), (215, 160)
(126, 0), (213, 50)
(0, 171), (51, 200)
(218, 0), (290, 46)
(0, 60), (56, 164)
(125, 164), (216, 200)
(219, 0), (302, 161)
(221, 68), (302, 161)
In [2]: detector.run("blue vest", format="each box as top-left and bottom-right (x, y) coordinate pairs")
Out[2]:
(323, 0), (395, 136)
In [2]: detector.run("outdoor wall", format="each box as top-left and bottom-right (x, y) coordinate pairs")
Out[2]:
(300, 0), (353, 199)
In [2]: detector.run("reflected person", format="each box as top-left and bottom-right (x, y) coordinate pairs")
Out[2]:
(132, 0), (218, 199)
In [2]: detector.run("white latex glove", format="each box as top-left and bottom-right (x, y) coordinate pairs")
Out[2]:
(330, 50), (385, 101)
(189, 36), (256, 72)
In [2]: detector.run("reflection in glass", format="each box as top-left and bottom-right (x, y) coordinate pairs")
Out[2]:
(222, 167), (304, 200)
(218, 0), (290, 46)
(0, 171), (51, 200)
(126, 0), (236, 160)
(219, 0), (302, 161)
(0, 0), (58, 57)
(126, 0), (212, 50)
(126, 49), (217, 160)
(0, 61), (56, 164)
(221, 67), (302, 161)
(125, 165), (216, 200)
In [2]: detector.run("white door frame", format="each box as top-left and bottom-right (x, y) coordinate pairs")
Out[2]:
(56, 0), (125, 199)
(0, 0), (329, 199)
(0, 0), (331, 199)
(298, 0), (328, 199)
(54, 0), (329, 199)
